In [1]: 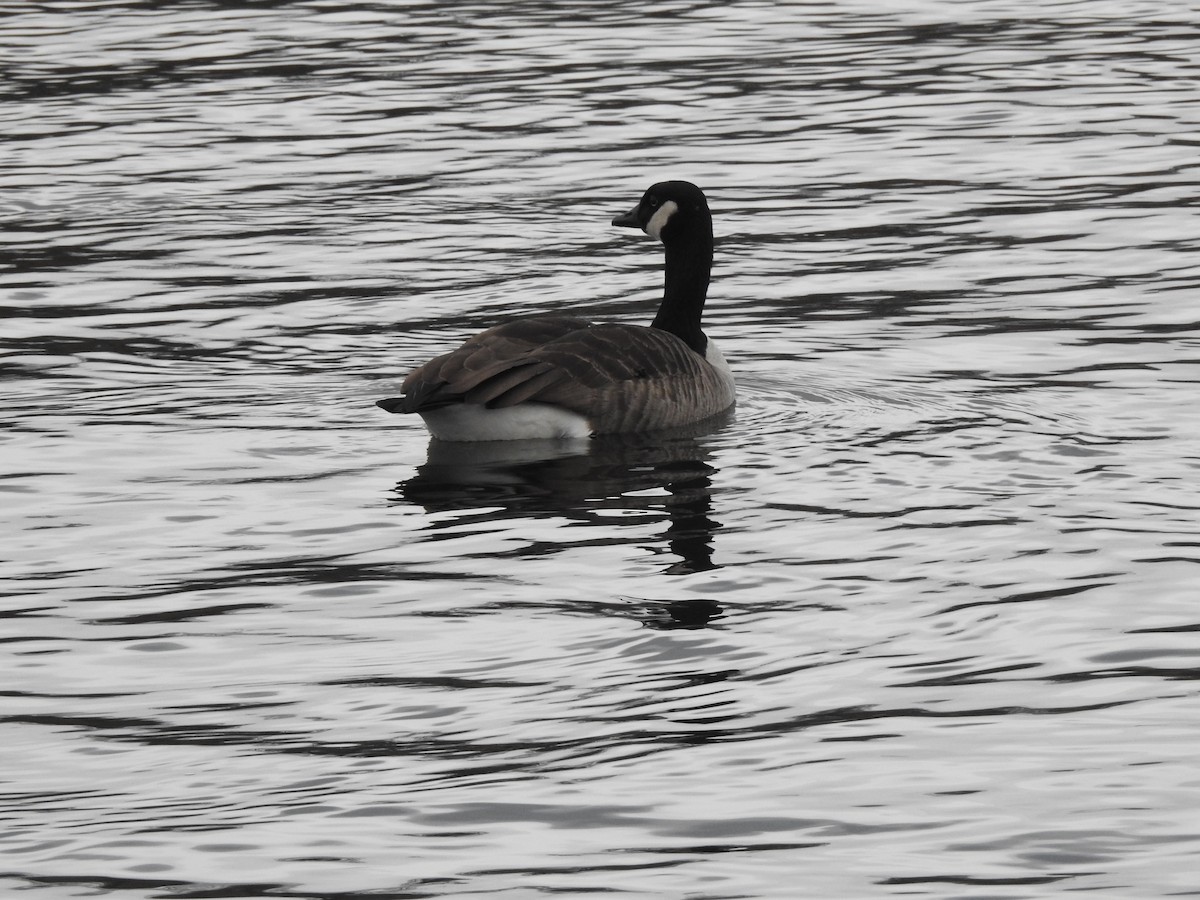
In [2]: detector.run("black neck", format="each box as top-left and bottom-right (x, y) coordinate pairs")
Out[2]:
(651, 221), (713, 355)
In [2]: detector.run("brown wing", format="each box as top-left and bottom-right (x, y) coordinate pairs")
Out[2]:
(383, 316), (734, 434)
(517, 324), (735, 433)
(387, 316), (591, 413)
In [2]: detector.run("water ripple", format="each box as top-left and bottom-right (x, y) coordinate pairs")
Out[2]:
(4, 1), (1200, 897)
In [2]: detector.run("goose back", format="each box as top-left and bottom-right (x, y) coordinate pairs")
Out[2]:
(388, 317), (735, 435)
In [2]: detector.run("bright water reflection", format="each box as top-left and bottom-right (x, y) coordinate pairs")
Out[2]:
(4, 1), (1200, 898)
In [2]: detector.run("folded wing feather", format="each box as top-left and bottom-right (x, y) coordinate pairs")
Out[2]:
(390, 316), (733, 433)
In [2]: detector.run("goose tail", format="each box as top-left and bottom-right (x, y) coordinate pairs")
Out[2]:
(376, 396), (408, 414)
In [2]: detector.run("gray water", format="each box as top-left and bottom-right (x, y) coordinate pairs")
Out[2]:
(4, 1), (1200, 898)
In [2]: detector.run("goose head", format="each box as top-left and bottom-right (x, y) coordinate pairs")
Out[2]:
(612, 180), (712, 244)
(610, 180), (715, 356)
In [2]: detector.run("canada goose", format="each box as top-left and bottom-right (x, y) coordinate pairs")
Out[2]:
(376, 180), (735, 441)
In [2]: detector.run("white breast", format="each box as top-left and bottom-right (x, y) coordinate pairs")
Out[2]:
(705, 339), (736, 393)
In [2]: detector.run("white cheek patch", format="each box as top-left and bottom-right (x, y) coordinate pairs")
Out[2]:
(645, 200), (679, 241)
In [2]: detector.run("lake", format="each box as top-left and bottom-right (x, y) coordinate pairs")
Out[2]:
(4, 1), (1200, 897)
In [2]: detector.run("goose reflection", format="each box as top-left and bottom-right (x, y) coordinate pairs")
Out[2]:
(391, 412), (732, 592)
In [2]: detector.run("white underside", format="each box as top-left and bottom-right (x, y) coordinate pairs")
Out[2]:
(420, 402), (592, 442)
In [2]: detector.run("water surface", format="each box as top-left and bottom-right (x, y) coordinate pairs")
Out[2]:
(4, 1), (1200, 898)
